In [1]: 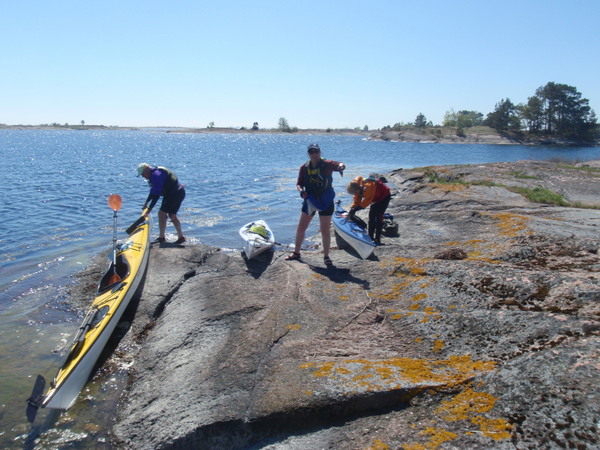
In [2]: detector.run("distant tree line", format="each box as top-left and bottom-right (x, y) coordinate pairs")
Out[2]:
(484, 82), (597, 141)
(383, 82), (598, 142)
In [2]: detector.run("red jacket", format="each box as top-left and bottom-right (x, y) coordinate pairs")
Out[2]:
(351, 176), (390, 209)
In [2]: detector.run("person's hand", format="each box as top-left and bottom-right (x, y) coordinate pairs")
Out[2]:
(300, 190), (308, 199)
(338, 163), (345, 176)
(348, 207), (357, 218)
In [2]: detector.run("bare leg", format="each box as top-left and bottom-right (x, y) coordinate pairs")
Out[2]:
(169, 213), (184, 240)
(319, 215), (332, 258)
(158, 210), (168, 239)
(293, 212), (314, 254)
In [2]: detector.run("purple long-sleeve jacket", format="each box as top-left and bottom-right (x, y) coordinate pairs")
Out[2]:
(145, 166), (182, 210)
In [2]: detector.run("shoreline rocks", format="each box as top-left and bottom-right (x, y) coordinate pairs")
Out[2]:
(98, 160), (600, 448)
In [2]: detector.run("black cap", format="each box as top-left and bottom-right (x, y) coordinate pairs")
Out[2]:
(307, 143), (320, 151)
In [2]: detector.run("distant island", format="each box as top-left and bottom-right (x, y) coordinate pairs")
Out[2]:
(2, 123), (597, 146)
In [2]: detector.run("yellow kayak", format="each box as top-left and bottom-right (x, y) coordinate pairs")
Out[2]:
(27, 211), (151, 420)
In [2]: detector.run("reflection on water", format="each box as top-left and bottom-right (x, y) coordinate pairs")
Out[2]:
(1, 129), (599, 447)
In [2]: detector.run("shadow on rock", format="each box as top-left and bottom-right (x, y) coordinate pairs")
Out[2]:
(308, 264), (370, 289)
(242, 250), (274, 279)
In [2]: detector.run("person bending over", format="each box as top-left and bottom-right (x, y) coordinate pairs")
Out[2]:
(137, 163), (186, 244)
(346, 175), (391, 245)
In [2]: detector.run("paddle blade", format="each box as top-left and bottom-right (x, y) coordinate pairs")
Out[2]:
(125, 216), (145, 235)
(108, 272), (121, 285)
(108, 194), (122, 211)
(26, 375), (46, 422)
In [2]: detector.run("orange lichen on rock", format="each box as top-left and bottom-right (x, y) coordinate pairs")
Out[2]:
(436, 388), (513, 440)
(432, 340), (445, 352)
(471, 415), (513, 440)
(369, 439), (390, 450)
(483, 212), (532, 237)
(300, 355), (496, 393)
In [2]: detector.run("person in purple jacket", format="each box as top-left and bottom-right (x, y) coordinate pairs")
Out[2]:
(137, 163), (186, 244)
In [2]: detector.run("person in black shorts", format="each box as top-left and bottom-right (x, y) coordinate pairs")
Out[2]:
(285, 144), (345, 266)
(137, 163), (186, 244)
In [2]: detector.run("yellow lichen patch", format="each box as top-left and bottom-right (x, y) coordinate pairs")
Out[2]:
(434, 388), (513, 441)
(421, 427), (458, 448)
(433, 340), (445, 352)
(437, 388), (498, 421)
(430, 182), (467, 192)
(304, 390), (313, 395)
(372, 281), (412, 300)
(413, 293), (428, 301)
(444, 239), (484, 247)
(300, 356), (496, 393)
(369, 439), (390, 450)
(379, 257), (430, 275)
(471, 415), (513, 440)
(286, 324), (302, 331)
(387, 309), (404, 320)
(415, 337), (423, 343)
(339, 295), (350, 301)
(484, 212), (532, 237)
(441, 239), (505, 262)
(419, 279), (436, 288)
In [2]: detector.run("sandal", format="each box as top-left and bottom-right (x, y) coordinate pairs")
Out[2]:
(285, 252), (301, 261)
(324, 256), (333, 266)
(153, 237), (166, 243)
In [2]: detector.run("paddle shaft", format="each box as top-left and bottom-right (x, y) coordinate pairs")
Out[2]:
(109, 209), (121, 283)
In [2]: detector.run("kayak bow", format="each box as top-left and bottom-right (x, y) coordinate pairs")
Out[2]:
(332, 201), (376, 259)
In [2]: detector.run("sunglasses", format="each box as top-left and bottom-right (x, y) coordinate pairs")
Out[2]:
(308, 149), (321, 154)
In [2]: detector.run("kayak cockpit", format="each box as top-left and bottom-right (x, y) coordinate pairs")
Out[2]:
(97, 254), (130, 294)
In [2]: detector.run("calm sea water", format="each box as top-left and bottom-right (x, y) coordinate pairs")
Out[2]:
(1, 129), (599, 447)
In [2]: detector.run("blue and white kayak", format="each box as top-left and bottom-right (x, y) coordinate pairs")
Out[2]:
(239, 220), (275, 260)
(332, 201), (376, 259)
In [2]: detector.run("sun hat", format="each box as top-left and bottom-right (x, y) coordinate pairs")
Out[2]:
(137, 163), (151, 176)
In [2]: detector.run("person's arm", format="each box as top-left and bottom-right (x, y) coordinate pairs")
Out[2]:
(325, 159), (345, 175)
(296, 166), (308, 198)
(143, 193), (160, 212)
(142, 170), (165, 213)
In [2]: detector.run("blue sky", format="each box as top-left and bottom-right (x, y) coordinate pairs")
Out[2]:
(2, 0), (599, 129)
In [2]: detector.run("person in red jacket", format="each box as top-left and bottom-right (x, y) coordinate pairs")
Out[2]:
(346, 176), (391, 245)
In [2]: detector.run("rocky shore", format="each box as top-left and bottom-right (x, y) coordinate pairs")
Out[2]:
(79, 159), (599, 449)
(367, 128), (600, 146)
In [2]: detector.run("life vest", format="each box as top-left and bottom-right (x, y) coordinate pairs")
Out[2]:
(155, 166), (179, 195)
(304, 159), (331, 198)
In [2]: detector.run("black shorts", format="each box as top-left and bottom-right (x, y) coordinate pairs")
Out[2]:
(160, 188), (186, 214)
(302, 198), (334, 216)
